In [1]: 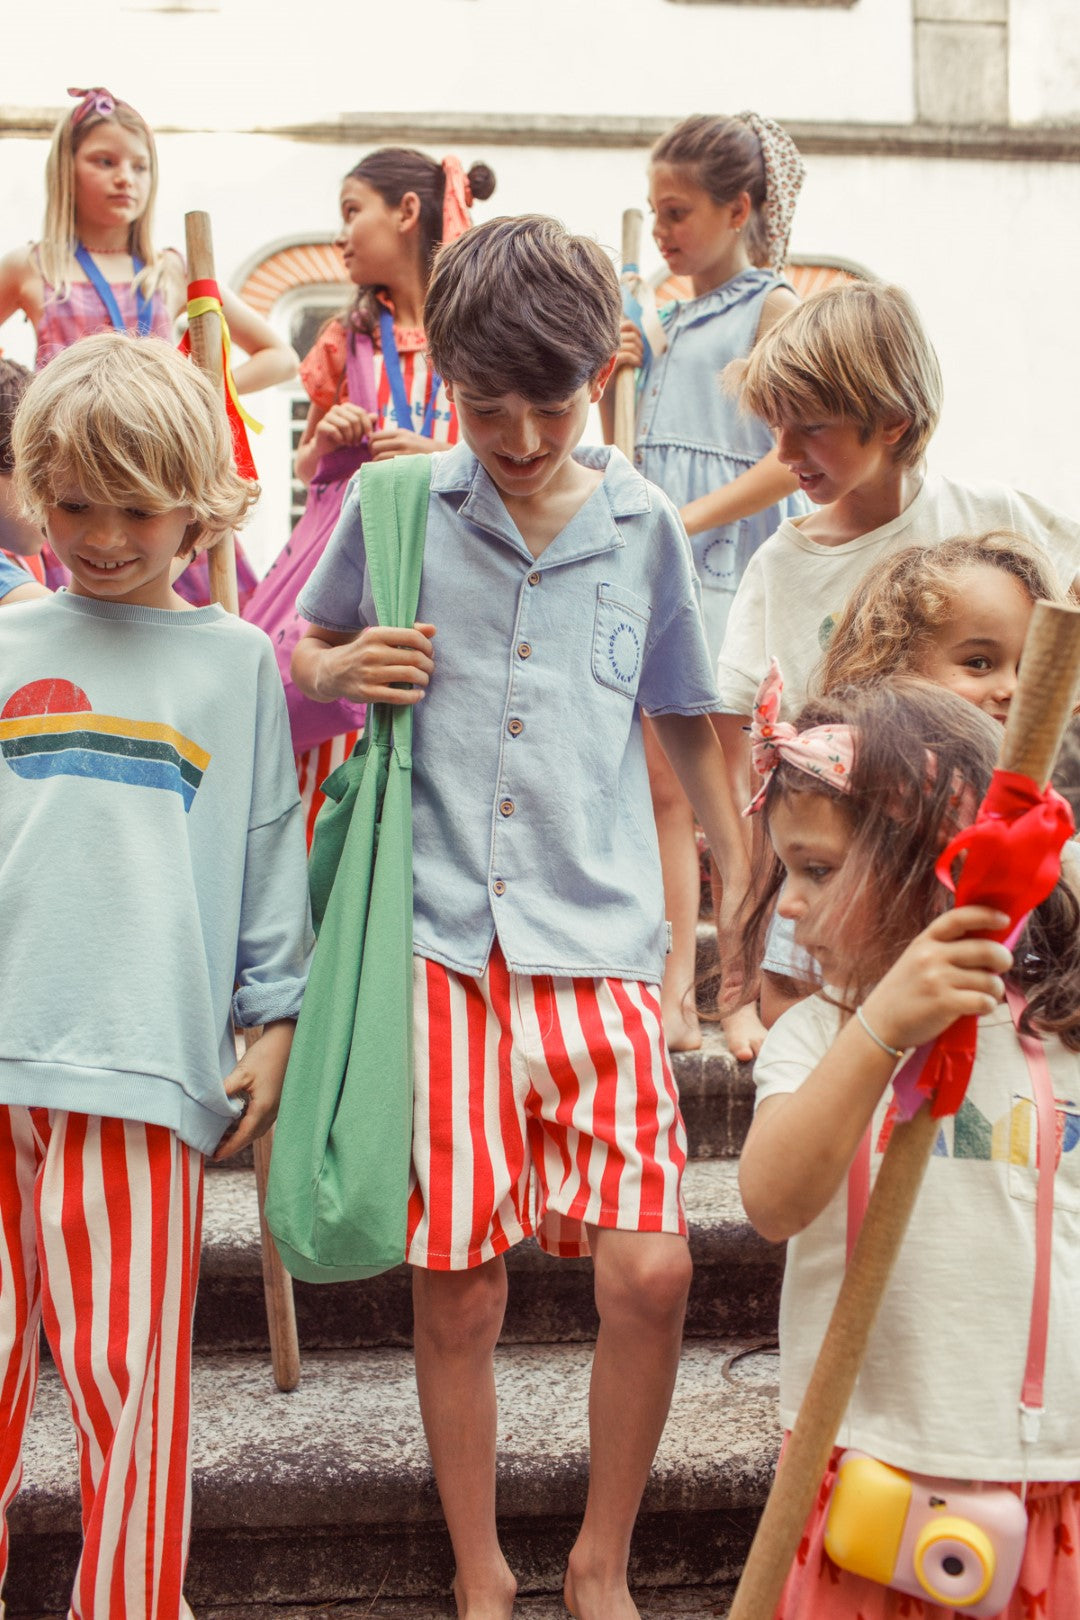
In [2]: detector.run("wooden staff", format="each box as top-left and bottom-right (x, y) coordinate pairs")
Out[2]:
(184, 210), (301, 1394)
(614, 209), (643, 460)
(729, 599), (1080, 1620)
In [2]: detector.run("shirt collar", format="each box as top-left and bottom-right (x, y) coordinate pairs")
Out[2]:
(429, 443), (651, 566)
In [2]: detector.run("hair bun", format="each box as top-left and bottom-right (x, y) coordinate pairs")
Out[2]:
(467, 162), (497, 203)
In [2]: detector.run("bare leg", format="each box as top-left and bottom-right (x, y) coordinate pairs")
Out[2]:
(413, 1260), (517, 1619)
(644, 718), (702, 1052)
(564, 1229), (693, 1620)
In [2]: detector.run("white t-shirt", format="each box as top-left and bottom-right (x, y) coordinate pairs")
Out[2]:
(715, 472), (1080, 719)
(754, 992), (1080, 1480)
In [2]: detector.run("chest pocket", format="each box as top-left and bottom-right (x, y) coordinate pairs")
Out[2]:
(592, 583), (651, 699)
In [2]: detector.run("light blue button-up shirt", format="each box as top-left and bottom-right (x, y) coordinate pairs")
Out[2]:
(299, 443), (720, 983)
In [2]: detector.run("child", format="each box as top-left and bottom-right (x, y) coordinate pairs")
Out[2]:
(243, 145), (495, 843)
(0, 331), (312, 1617)
(737, 679), (1080, 1618)
(605, 111), (807, 1053)
(290, 215), (752, 1620)
(0, 357), (48, 603)
(0, 85), (298, 601)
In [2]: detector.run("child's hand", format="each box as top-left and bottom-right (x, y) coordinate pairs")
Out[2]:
(311, 402), (374, 458)
(369, 428), (441, 461)
(612, 318), (643, 374)
(860, 906), (1013, 1054)
(325, 622), (436, 705)
(214, 1020), (296, 1162)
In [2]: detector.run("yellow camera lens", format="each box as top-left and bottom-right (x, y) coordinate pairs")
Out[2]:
(913, 1516), (994, 1607)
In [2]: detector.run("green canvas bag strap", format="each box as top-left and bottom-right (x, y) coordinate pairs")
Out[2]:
(358, 454), (432, 636)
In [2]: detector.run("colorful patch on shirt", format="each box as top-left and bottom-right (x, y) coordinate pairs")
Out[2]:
(0, 679), (210, 811)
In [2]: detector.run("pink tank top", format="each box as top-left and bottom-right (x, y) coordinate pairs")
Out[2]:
(35, 276), (174, 368)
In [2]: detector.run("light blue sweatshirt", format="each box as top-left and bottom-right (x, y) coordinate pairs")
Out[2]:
(0, 593), (313, 1154)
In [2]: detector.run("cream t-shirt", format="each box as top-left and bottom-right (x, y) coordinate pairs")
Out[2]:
(715, 473), (1080, 719)
(754, 992), (1080, 1480)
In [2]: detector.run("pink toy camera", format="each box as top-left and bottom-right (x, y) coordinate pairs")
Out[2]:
(823, 1450), (1029, 1615)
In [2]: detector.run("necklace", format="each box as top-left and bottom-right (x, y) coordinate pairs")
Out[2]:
(76, 240), (131, 256)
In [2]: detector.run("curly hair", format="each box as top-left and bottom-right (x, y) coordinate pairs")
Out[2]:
(819, 532), (1068, 694)
(738, 679), (1080, 1048)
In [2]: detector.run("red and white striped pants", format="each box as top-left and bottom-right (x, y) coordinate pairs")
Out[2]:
(295, 730), (361, 851)
(0, 1109), (203, 1620)
(406, 946), (687, 1270)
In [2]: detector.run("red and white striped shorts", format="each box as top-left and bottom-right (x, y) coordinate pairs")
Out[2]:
(406, 945), (687, 1270)
(295, 729), (361, 851)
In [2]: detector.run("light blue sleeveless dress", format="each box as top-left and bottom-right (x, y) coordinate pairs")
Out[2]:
(633, 267), (808, 660)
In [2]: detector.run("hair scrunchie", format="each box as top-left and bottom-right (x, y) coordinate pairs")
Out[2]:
(68, 86), (118, 127)
(737, 111), (805, 275)
(441, 156), (473, 246)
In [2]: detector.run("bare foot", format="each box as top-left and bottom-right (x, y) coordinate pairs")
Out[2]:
(662, 995), (702, 1053)
(453, 1569), (517, 1619)
(720, 1001), (766, 1062)
(564, 1564), (641, 1619)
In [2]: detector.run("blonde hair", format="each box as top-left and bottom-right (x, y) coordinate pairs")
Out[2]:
(40, 98), (174, 304)
(735, 282), (942, 468)
(13, 332), (257, 544)
(820, 532), (1067, 693)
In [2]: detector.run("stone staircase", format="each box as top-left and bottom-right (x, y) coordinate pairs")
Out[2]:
(6, 939), (783, 1618)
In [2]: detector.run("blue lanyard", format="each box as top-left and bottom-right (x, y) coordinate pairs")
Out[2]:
(379, 308), (440, 438)
(75, 244), (153, 337)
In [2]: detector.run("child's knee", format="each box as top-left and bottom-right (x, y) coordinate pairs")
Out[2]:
(593, 1233), (692, 1329)
(412, 1260), (508, 1354)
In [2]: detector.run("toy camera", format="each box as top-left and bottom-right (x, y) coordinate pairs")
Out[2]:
(823, 1450), (1028, 1616)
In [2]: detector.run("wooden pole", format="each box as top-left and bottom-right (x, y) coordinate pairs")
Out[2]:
(728, 600), (1080, 1620)
(184, 210), (301, 1394)
(615, 209), (643, 461)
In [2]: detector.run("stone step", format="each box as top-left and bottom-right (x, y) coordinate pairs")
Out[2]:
(195, 1156), (783, 1353)
(14, 1591), (737, 1619)
(6, 1340), (779, 1614)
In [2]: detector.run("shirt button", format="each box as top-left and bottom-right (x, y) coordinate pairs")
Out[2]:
(517, 642), (532, 660)
(507, 718), (524, 737)
(527, 571), (541, 586)
(499, 799), (515, 817)
(492, 879), (506, 896)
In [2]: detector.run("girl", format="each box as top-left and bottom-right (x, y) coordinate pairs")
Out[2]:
(0, 85), (297, 601)
(606, 112), (807, 1056)
(242, 146), (495, 844)
(738, 679), (1080, 1618)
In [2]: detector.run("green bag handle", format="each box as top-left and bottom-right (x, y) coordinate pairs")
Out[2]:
(359, 453), (433, 729)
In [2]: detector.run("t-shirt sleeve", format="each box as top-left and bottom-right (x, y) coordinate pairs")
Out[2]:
(636, 501), (721, 714)
(752, 995), (838, 1107)
(296, 475), (371, 632)
(0, 552), (31, 600)
(714, 551), (770, 716)
(1006, 489), (1080, 590)
(232, 648), (314, 1027)
(298, 319), (348, 411)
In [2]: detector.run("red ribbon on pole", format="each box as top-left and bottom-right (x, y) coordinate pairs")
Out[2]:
(178, 278), (260, 482)
(913, 769), (1074, 1118)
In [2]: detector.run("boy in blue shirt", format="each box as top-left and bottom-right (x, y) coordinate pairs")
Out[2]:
(293, 216), (749, 1620)
(1, 332), (312, 1617)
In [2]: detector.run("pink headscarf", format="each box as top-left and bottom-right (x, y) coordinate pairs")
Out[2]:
(738, 111), (806, 275)
(745, 658), (856, 814)
(441, 156), (473, 245)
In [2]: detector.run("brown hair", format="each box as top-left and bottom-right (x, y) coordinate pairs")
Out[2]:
(651, 114), (770, 268)
(735, 281), (942, 467)
(820, 532), (1067, 693)
(0, 358), (32, 473)
(424, 215), (620, 399)
(738, 679), (1080, 1047)
(343, 147), (496, 336)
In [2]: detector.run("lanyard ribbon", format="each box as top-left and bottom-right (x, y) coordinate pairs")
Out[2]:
(178, 278), (261, 481)
(75, 244), (153, 337)
(619, 260), (668, 367)
(378, 309), (440, 438)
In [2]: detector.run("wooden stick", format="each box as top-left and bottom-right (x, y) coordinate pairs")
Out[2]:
(729, 599), (1080, 1620)
(614, 209), (643, 461)
(184, 209), (301, 1394)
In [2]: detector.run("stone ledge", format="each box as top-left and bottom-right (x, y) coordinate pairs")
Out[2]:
(4, 108), (1080, 162)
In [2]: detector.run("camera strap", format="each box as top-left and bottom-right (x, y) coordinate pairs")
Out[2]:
(847, 981), (1057, 1460)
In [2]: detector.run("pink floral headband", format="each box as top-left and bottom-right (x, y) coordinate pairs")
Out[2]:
(68, 86), (118, 127)
(737, 110), (805, 275)
(745, 658), (855, 815)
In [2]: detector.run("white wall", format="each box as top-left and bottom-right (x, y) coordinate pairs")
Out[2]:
(1011, 0), (1080, 123)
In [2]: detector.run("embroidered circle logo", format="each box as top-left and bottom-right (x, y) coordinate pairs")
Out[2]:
(608, 620), (641, 685)
(702, 535), (736, 581)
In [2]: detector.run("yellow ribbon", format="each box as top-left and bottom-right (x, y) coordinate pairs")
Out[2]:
(186, 295), (264, 435)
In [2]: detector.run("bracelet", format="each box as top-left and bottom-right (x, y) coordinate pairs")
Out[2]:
(855, 1005), (906, 1062)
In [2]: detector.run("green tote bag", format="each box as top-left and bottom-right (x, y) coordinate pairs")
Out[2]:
(265, 453), (430, 1282)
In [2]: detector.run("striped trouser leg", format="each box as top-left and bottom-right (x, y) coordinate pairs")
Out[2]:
(0, 1108), (48, 1618)
(35, 1113), (204, 1620)
(295, 729), (361, 851)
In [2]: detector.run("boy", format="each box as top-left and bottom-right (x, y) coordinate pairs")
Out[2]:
(0, 332), (312, 1618)
(0, 357), (47, 603)
(292, 215), (750, 1620)
(714, 280), (1080, 788)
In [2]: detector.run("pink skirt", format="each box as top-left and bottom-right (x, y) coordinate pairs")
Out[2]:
(776, 1446), (1080, 1619)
